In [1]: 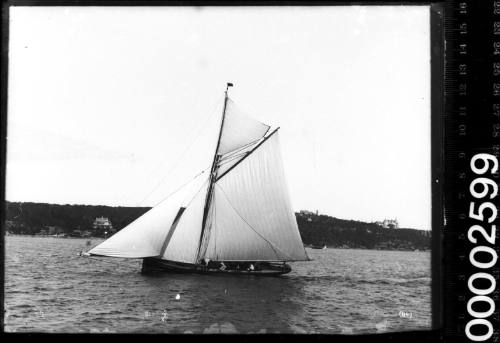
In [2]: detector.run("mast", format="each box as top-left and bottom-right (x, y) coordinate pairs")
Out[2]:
(196, 82), (233, 262)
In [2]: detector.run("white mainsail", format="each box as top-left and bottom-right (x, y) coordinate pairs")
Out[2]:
(88, 91), (308, 264)
(203, 132), (309, 262)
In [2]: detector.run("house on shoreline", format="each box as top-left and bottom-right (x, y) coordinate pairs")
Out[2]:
(91, 216), (115, 237)
(374, 218), (399, 229)
(92, 216), (113, 231)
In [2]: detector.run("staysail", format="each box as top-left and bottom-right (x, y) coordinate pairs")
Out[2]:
(160, 181), (208, 263)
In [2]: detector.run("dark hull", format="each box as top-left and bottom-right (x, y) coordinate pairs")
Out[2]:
(141, 257), (291, 276)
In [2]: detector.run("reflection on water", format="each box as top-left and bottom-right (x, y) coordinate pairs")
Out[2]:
(4, 236), (431, 333)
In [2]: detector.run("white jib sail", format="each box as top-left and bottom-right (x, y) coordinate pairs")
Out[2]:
(88, 175), (208, 259)
(204, 132), (309, 262)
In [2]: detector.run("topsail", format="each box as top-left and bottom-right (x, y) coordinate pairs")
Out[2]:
(217, 98), (270, 156)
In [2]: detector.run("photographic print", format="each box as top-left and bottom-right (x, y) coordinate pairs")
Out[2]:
(4, 5), (433, 334)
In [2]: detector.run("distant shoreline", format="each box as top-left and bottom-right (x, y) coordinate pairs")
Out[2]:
(5, 234), (431, 253)
(5, 201), (432, 251)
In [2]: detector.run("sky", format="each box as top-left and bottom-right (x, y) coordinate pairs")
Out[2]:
(6, 6), (431, 229)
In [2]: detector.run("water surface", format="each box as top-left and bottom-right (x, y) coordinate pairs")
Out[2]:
(4, 235), (431, 333)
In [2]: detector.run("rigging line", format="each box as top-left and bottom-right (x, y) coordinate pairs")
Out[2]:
(216, 127), (280, 182)
(219, 139), (262, 160)
(218, 152), (251, 166)
(217, 139), (270, 167)
(220, 147), (254, 160)
(220, 146), (253, 160)
(137, 94), (224, 206)
(150, 166), (210, 208)
(214, 183), (293, 261)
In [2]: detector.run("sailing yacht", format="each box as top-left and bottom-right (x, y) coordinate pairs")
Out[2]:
(85, 83), (309, 275)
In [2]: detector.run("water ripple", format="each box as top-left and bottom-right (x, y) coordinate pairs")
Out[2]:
(5, 236), (432, 333)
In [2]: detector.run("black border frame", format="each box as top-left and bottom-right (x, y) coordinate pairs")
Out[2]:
(1, 1), (446, 341)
